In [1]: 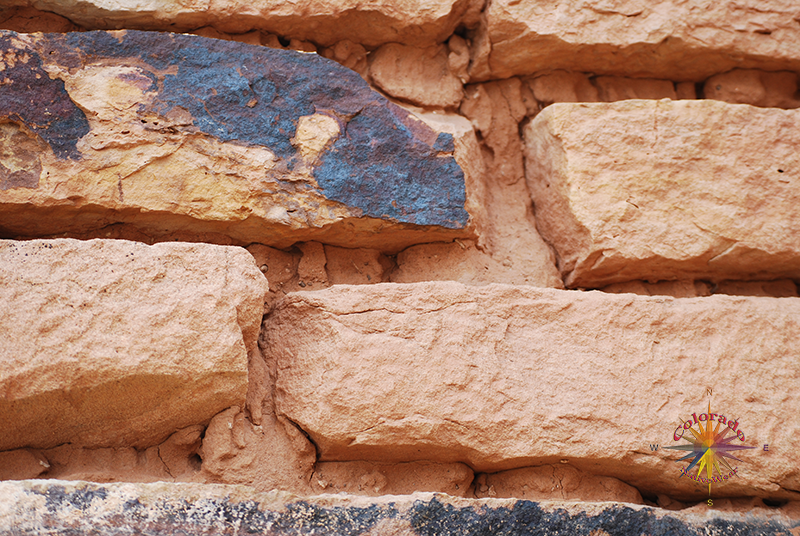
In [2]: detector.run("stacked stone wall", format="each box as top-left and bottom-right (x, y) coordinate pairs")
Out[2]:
(0, 1), (798, 533)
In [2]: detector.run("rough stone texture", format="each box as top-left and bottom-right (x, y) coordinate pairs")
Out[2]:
(9, 0), (482, 47)
(199, 407), (316, 494)
(475, 466), (643, 504)
(602, 279), (799, 298)
(0, 238), (266, 451)
(311, 461), (473, 497)
(594, 77), (677, 101)
(0, 426), (204, 484)
(461, 78), (530, 185)
(0, 6), (81, 32)
(369, 44), (464, 109)
(325, 245), (393, 285)
(321, 40), (368, 78)
(0, 449), (50, 480)
(268, 282), (800, 500)
(470, 0), (800, 82)
(524, 99), (800, 288)
(391, 107), (562, 289)
(526, 71), (599, 104)
(704, 69), (800, 108)
(715, 279), (799, 297)
(2, 480), (799, 535)
(0, 30), (477, 252)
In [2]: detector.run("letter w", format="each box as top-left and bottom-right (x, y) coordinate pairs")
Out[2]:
(650, 444), (659, 451)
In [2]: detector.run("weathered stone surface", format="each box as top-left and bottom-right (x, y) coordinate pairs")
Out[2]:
(0, 238), (265, 451)
(392, 106), (562, 289)
(602, 280), (713, 298)
(475, 465), (643, 504)
(269, 282), (800, 499)
(0, 30), (477, 252)
(461, 78), (530, 185)
(602, 279), (799, 298)
(199, 407), (316, 494)
(704, 69), (800, 108)
(0, 449), (49, 480)
(471, 0), (800, 82)
(11, 0), (482, 48)
(526, 71), (599, 104)
(311, 461), (473, 497)
(594, 77), (676, 101)
(524, 99), (800, 287)
(321, 40), (368, 78)
(369, 44), (464, 109)
(2, 480), (799, 535)
(0, 6), (80, 32)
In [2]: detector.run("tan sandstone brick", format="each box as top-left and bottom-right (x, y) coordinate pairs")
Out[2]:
(268, 282), (800, 500)
(0, 239), (266, 450)
(524, 99), (800, 287)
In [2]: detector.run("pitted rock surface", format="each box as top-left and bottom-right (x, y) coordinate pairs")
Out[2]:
(10, 0), (483, 48)
(524, 99), (800, 287)
(470, 0), (800, 82)
(267, 282), (800, 501)
(0, 238), (265, 450)
(0, 30), (474, 251)
(1, 480), (798, 535)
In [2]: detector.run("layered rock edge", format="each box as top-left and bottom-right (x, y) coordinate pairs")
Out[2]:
(470, 0), (800, 81)
(0, 30), (478, 252)
(268, 282), (800, 500)
(0, 238), (266, 450)
(1, 480), (798, 535)
(7, 0), (483, 48)
(524, 99), (800, 288)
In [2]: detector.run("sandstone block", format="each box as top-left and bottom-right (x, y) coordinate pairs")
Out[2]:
(470, 0), (800, 82)
(2, 480), (798, 534)
(526, 71), (599, 104)
(311, 461), (473, 497)
(0, 30), (478, 252)
(14, 0), (483, 48)
(0, 449), (49, 480)
(476, 465), (642, 504)
(460, 78), (528, 184)
(199, 407), (315, 494)
(594, 77), (676, 101)
(320, 40), (368, 78)
(704, 69), (800, 108)
(524, 99), (800, 287)
(0, 238), (266, 451)
(268, 282), (800, 499)
(368, 44), (464, 109)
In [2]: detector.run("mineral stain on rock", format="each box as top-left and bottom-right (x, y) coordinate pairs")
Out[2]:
(0, 34), (89, 160)
(7, 481), (797, 535)
(2, 29), (468, 229)
(0, 121), (44, 190)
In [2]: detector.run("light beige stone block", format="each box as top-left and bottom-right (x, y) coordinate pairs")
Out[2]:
(17, 0), (483, 48)
(524, 99), (800, 287)
(471, 0), (800, 82)
(0, 238), (266, 450)
(269, 282), (800, 499)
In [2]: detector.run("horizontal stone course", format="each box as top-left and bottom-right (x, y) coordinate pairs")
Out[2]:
(0, 30), (478, 252)
(2, 480), (798, 535)
(471, 0), (800, 81)
(13, 0), (482, 47)
(0, 238), (266, 450)
(524, 99), (800, 288)
(268, 282), (800, 499)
